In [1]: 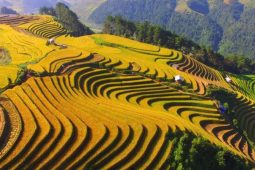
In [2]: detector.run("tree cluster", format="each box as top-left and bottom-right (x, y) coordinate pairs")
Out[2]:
(103, 16), (199, 54)
(39, 7), (56, 16)
(168, 131), (251, 170)
(39, 3), (93, 37)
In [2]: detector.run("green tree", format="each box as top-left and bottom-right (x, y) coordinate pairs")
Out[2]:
(103, 16), (114, 34)
(39, 7), (56, 16)
(153, 26), (161, 45)
(137, 23), (146, 42)
(168, 132), (252, 169)
(55, 3), (93, 36)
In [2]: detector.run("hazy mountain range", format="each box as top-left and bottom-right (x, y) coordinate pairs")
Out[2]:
(1, 0), (254, 22)
(1, 0), (255, 59)
(0, 0), (105, 22)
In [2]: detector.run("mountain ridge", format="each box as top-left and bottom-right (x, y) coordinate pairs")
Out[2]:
(1, 0), (255, 59)
(0, 0), (105, 20)
(89, 0), (255, 59)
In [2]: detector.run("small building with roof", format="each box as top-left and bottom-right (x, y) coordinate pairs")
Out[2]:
(175, 75), (184, 83)
(225, 76), (232, 83)
(48, 38), (55, 45)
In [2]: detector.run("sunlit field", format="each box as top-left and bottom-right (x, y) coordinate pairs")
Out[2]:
(0, 14), (254, 169)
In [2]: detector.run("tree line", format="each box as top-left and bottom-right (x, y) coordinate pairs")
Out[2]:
(103, 16), (255, 74)
(168, 131), (251, 170)
(39, 3), (93, 37)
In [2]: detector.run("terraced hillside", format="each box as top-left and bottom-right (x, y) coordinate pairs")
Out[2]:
(0, 14), (65, 90)
(19, 15), (67, 38)
(0, 15), (255, 169)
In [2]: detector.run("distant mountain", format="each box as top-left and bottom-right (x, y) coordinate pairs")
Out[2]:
(0, 6), (18, 14)
(0, 0), (71, 13)
(88, 0), (255, 59)
(0, 0), (105, 21)
(63, 0), (105, 24)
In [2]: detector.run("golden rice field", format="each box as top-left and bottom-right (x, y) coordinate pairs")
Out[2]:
(0, 15), (255, 169)
(18, 15), (67, 38)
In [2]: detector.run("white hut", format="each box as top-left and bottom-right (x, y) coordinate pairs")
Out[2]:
(175, 75), (184, 83)
(48, 38), (55, 45)
(225, 76), (232, 83)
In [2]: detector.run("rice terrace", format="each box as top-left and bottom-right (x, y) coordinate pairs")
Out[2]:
(0, 2), (255, 170)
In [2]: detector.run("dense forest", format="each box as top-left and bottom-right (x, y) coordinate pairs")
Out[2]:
(168, 131), (251, 170)
(39, 3), (93, 37)
(103, 16), (255, 74)
(89, 0), (255, 60)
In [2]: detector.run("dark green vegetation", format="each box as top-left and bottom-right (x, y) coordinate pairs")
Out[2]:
(39, 7), (56, 16)
(90, 0), (255, 60)
(103, 16), (255, 74)
(168, 131), (252, 170)
(39, 3), (93, 37)
(103, 16), (198, 51)
(0, 6), (18, 14)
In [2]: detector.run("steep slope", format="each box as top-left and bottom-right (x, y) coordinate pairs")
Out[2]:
(0, 14), (63, 90)
(63, 0), (105, 23)
(0, 15), (254, 168)
(89, 0), (255, 59)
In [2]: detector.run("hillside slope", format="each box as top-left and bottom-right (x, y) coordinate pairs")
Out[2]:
(89, 0), (255, 59)
(0, 15), (254, 169)
(2, 0), (255, 59)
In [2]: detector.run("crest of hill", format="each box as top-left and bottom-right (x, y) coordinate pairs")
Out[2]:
(88, 0), (255, 60)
